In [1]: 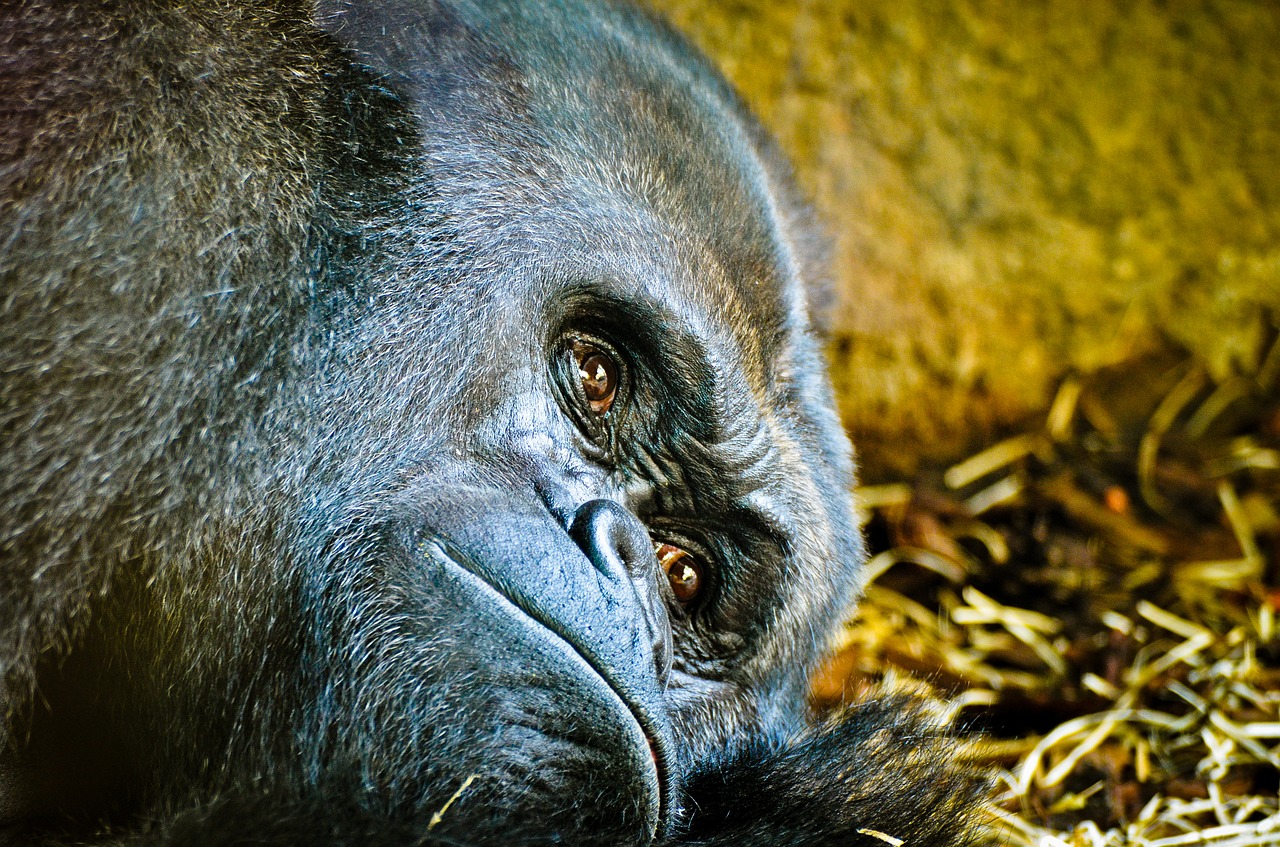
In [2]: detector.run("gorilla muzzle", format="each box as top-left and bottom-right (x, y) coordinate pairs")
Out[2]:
(388, 481), (677, 838)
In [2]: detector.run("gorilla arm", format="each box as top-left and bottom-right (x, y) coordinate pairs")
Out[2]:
(676, 701), (988, 847)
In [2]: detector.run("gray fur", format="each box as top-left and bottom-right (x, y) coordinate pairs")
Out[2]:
(0, 1), (985, 844)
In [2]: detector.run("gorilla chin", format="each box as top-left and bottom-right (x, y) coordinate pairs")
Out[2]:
(0, 0), (987, 844)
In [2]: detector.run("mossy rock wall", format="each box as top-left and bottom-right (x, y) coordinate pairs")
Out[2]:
(645, 0), (1280, 479)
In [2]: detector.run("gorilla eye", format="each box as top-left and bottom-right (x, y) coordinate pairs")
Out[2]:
(654, 541), (703, 604)
(573, 342), (618, 414)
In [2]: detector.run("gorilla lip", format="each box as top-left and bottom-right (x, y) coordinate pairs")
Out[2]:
(419, 534), (675, 835)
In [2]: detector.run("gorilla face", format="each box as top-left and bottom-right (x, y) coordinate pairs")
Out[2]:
(0, 1), (979, 845)
(294, 4), (864, 835)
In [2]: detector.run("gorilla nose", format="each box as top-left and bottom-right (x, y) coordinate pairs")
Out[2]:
(570, 499), (653, 579)
(570, 499), (673, 682)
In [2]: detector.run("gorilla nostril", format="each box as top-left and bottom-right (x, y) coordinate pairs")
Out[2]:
(569, 499), (654, 580)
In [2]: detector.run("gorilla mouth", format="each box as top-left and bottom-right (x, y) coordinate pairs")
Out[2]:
(419, 535), (674, 836)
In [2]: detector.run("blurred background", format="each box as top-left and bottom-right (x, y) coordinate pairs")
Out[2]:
(648, 0), (1279, 479)
(643, 2), (1280, 844)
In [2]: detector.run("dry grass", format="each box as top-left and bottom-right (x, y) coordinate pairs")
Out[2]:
(817, 339), (1280, 845)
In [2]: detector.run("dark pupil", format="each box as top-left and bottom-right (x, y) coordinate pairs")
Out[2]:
(578, 352), (614, 402)
(668, 559), (699, 601)
(656, 542), (701, 603)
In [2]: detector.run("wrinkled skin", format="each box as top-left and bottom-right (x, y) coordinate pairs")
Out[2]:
(0, 0), (985, 844)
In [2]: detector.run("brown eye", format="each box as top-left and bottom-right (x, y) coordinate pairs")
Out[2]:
(573, 342), (618, 414)
(654, 541), (703, 604)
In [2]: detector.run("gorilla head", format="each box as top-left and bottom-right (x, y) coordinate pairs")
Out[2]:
(0, 0), (984, 844)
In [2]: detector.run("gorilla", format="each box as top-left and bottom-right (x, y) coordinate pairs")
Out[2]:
(0, 0), (985, 844)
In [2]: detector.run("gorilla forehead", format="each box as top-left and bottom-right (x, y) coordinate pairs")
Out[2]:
(320, 0), (801, 362)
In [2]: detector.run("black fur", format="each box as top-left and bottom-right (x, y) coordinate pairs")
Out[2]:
(0, 0), (987, 844)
